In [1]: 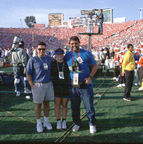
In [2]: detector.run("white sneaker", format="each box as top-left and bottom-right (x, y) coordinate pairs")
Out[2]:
(72, 124), (80, 132)
(116, 78), (119, 81)
(24, 89), (31, 94)
(36, 122), (43, 133)
(134, 83), (138, 86)
(56, 120), (61, 130)
(138, 87), (143, 91)
(43, 121), (52, 130)
(123, 97), (131, 101)
(62, 120), (67, 129)
(16, 91), (20, 97)
(122, 83), (125, 87)
(116, 84), (122, 88)
(112, 77), (116, 80)
(89, 125), (97, 134)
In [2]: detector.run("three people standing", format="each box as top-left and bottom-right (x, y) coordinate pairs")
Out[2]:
(26, 36), (98, 134)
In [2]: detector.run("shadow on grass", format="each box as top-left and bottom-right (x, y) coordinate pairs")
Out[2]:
(0, 120), (73, 136)
(76, 116), (143, 133)
(63, 116), (143, 143)
(101, 95), (143, 100)
(0, 120), (36, 135)
(0, 113), (143, 143)
(65, 130), (143, 143)
(127, 111), (143, 117)
(0, 93), (32, 110)
(115, 104), (139, 108)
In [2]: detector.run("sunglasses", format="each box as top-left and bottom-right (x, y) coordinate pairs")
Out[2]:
(38, 48), (46, 51)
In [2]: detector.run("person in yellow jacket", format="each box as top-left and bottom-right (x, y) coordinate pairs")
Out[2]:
(122, 44), (135, 101)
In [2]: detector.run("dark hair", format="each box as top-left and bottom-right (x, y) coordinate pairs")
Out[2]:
(127, 44), (133, 49)
(38, 42), (46, 47)
(69, 36), (80, 44)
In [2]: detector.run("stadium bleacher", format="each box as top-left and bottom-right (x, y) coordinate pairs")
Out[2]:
(0, 20), (143, 50)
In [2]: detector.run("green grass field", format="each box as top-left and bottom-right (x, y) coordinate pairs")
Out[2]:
(0, 68), (143, 143)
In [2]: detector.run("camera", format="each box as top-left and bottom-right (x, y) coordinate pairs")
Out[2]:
(72, 61), (80, 72)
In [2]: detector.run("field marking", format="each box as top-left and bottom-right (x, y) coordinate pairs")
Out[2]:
(4, 110), (36, 124)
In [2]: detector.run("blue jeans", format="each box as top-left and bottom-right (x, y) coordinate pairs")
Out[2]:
(13, 66), (29, 92)
(70, 84), (96, 126)
(98, 22), (103, 33)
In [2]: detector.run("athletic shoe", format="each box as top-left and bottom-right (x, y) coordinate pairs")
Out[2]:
(89, 125), (97, 134)
(24, 89), (31, 94)
(122, 83), (125, 87)
(138, 87), (143, 91)
(72, 124), (80, 132)
(134, 83), (138, 86)
(36, 122), (43, 133)
(43, 121), (52, 130)
(116, 84), (122, 88)
(112, 77), (116, 80)
(62, 120), (67, 129)
(56, 120), (61, 130)
(116, 78), (119, 81)
(123, 98), (131, 101)
(16, 91), (20, 97)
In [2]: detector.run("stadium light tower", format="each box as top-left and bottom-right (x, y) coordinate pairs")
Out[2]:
(140, 8), (142, 20)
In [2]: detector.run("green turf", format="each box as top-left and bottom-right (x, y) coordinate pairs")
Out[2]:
(0, 77), (143, 143)
(0, 67), (13, 74)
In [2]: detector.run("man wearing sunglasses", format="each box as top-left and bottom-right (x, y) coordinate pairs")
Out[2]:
(26, 42), (54, 132)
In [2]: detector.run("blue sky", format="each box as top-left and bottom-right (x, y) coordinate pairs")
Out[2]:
(0, 0), (142, 28)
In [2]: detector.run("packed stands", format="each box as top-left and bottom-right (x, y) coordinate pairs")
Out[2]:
(0, 20), (143, 50)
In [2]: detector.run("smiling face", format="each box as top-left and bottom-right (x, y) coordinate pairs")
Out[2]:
(37, 45), (46, 57)
(56, 53), (64, 62)
(69, 40), (80, 52)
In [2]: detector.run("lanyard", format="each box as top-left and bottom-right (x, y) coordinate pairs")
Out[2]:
(38, 56), (47, 64)
(57, 61), (64, 72)
(72, 49), (80, 62)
